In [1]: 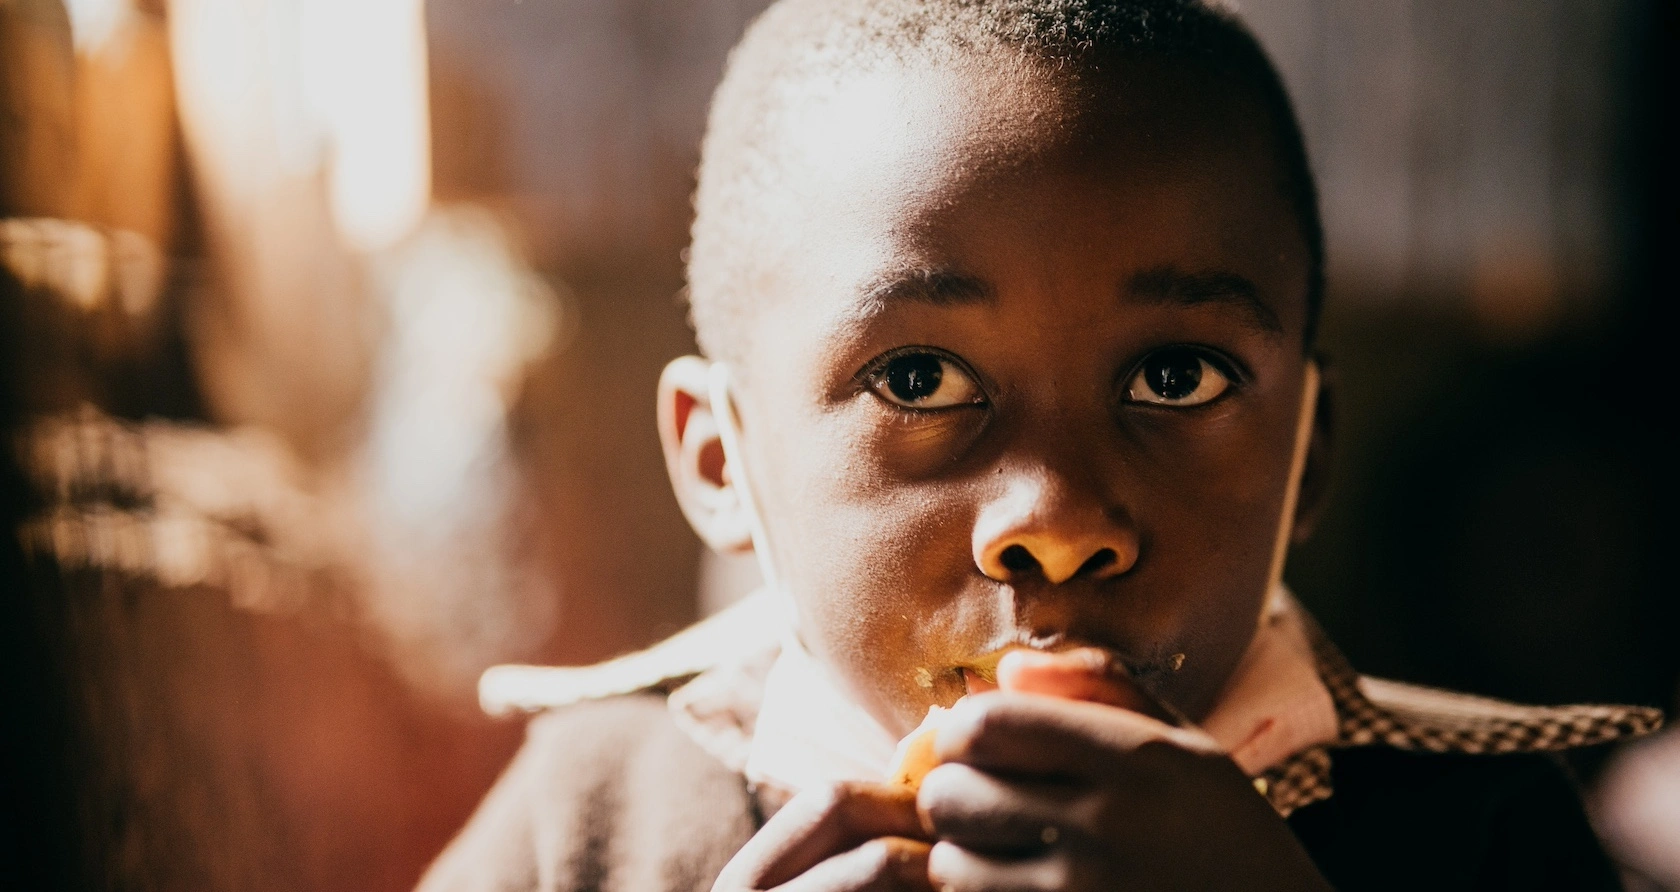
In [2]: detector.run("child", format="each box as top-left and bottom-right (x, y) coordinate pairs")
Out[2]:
(420, 1), (1660, 889)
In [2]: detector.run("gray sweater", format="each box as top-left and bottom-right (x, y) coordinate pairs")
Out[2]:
(418, 694), (755, 892)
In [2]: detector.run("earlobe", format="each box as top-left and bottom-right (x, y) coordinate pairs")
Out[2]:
(1291, 358), (1335, 544)
(657, 356), (756, 553)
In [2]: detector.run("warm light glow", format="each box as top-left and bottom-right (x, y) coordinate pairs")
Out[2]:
(351, 207), (562, 689)
(362, 208), (557, 526)
(0, 219), (164, 316)
(169, 0), (431, 252)
(302, 0), (432, 251)
(63, 0), (131, 56)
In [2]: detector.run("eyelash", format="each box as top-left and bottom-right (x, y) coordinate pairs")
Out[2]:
(853, 343), (1249, 418)
(1120, 344), (1249, 408)
(854, 346), (991, 414)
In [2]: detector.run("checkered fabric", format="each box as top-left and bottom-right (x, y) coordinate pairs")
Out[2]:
(1258, 617), (1665, 817)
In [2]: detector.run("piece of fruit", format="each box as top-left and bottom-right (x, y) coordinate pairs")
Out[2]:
(887, 704), (950, 789)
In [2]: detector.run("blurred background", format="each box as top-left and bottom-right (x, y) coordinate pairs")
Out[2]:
(1, 0), (1673, 889)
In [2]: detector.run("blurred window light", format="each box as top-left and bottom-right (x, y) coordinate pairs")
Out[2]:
(171, 0), (267, 192)
(0, 218), (163, 316)
(353, 206), (564, 690)
(170, 0), (431, 252)
(64, 0), (131, 56)
(301, 0), (432, 251)
(362, 206), (558, 534)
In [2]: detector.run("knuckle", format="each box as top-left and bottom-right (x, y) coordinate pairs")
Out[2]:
(925, 839), (965, 888)
(1068, 793), (1109, 833)
(1036, 849), (1075, 890)
(915, 762), (960, 804)
(855, 837), (898, 875)
(950, 697), (1011, 749)
(917, 763), (990, 831)
(1172, 726), (1224, 756)
(707, 862), (751, 892)
(803, 780), (857, 819)
(945, 693), (994, 735)
(1129, 738), (1190, 780)
(779, 782), (862, 838)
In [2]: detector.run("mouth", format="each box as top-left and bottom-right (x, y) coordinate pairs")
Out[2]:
(956, 643), (1101, 694)
(961, 651), (1005, 685)
(955, 638), (1173, 694)
(957, 648), (1018, 694)
(959, 647), (1026, 686)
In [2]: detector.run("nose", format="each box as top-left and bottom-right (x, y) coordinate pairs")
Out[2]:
(972, 471), (1140, 586)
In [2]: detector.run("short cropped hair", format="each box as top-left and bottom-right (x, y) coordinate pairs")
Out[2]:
(687, 0), (1324, 361)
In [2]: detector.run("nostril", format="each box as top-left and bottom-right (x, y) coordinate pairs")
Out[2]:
(1078, 548), (1116, 578)
(999, 544), (1038, 574)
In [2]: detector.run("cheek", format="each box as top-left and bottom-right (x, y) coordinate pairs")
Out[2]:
(1135, 404), (1293, 555)
(1124, 415), (1297, 712)
(1153, 453), (1277, 564)
(858, 412), (991, 481)
(769, 461), (982, 727)
(765, 409), (980, 603)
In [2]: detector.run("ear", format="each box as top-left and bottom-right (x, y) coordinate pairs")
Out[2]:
(657, 356), (756, 554)
(1291, 356), (1334, 544)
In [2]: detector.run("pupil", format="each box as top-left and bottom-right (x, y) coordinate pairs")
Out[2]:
(886, 354), (944, 402)
(1147, 353), (1202, 400)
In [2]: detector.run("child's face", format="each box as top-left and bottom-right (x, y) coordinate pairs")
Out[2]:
(667, 57), (1321, 737)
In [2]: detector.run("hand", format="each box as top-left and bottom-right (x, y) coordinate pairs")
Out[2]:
(917, 649), (1333, 891)
(712, 782), (936, 891)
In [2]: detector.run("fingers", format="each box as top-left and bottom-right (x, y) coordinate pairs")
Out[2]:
(917, 762), (1080, 855)
(995, 648), (1179, 724)
(773, 836), (932, 892)
(714, 782), (929, 890)
(926, 841), (1076, 892)
(934, 692), (1221, 781)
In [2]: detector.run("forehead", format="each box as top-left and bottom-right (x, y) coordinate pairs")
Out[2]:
(742, 54), (1307, 339)
(773, 53), (1269, 180)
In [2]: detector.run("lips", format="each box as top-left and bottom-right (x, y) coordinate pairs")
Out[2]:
(961, 667), (1000, 693)
(957, 641), (1140, 694)
(958, 645), (1031, 693)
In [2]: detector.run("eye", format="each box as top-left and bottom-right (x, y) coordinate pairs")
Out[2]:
(866, 350), (985, 410)
(1123, 348), (1234, 407)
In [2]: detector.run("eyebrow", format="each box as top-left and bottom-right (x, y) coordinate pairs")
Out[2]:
(857, 268), (995, 314)
(854, 264), (1284, 336)
(1125, 266), (1283, 335)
